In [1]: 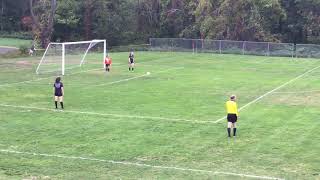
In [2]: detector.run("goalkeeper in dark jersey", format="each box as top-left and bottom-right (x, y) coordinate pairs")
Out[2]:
(128, 49), (135, 71)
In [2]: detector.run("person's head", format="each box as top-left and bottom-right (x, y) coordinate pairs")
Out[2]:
(230, 95), (236, 101)
(55, 77), (61, 83)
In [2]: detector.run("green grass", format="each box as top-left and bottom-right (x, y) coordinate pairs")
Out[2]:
(0, 52), (320, 179)
(0, 38), (32, 48)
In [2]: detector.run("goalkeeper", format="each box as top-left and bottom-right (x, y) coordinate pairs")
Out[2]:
(226, 95), (238, 137)
(104, 54), (112, 72)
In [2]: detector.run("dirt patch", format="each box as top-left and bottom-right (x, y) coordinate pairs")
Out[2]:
(15, 60), (33, 68)
(268, 92), (320, 107)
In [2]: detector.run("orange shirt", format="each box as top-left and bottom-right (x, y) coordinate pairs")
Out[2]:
(104, 57), (112, 65)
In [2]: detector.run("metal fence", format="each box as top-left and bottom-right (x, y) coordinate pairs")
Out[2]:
(149, 38), (320, 58)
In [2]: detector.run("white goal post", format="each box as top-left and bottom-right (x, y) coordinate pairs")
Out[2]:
(36, 39), (106, 75)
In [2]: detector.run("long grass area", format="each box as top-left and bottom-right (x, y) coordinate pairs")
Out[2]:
(0, 52), (319, 179)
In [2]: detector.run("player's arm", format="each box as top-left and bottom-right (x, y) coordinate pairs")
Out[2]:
(61, 87), (64, 96)
(235, 103), (239, 117)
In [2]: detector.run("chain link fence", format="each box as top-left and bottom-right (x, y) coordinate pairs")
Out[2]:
(150, 38), (320, 58)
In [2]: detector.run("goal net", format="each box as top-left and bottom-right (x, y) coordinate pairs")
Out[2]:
(36, 39), (106, 75)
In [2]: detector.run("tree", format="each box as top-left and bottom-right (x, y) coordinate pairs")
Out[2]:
(29, 0), (57, 48)
(53, 0), (80, 41)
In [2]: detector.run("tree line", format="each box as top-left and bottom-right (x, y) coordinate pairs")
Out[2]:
(1, 0), (320, 48)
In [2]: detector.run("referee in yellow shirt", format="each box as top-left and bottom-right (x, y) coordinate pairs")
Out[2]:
(226, 95), (239, 137)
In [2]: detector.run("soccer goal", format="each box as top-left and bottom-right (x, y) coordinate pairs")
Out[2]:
(36, 39), (106, 75)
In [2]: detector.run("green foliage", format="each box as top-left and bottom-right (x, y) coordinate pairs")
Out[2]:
(18, 44), (29, 55)
(0, 31), (33, 40)
(2, 0), (320, 45)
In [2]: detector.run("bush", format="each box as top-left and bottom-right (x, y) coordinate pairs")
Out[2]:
(0, 31), (33, 40)
(19, 44), (29, 54)
(109, 44), (150, 52)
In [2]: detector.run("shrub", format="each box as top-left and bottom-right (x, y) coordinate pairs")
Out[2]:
(19, 44), (29, 54)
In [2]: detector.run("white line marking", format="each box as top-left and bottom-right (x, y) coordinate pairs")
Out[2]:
(0, 149), (284, 180)
(214, 65), (320, 123)
(0, 46), (19, 49)
(0, 103), (214, 124)
(0, 54), (179, 88)
(0, 68), (103, 88)
(93, 74), (149, 87)
(273, 90), (320, 94)
(93, 67), (184, 87)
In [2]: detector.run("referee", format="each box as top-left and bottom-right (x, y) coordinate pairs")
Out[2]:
(226, 95), (238, 137)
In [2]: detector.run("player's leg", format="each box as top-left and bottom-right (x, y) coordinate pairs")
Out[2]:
(54, 96), (58, 109)
(131, 62), (134, 71)
(227, 121), (232, 137)
(233, 122), (237, 136)
(59, 96), (64, 109)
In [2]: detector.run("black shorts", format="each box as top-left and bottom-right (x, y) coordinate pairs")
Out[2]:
(227, 114), (237, 123)
(130, 59), (134, 64)
(55, 93), (63, 97)
(105, 64), (110, 67)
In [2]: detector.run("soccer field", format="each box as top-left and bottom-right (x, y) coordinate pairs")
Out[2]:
(0, 52), (319, 179)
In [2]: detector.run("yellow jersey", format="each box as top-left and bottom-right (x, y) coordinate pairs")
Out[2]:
(226, 100), (239, 116)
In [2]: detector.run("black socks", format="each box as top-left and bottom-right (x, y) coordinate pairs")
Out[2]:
(55, 101), (64, 109)
(227, 128), (237, 137)
(129, 67), (134, 71)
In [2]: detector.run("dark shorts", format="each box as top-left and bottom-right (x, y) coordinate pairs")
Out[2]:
(105, 64), (110, 67)
(227, 114), (237, 123)
(130, 59), (134, 64)
(55, 93), (63, 97)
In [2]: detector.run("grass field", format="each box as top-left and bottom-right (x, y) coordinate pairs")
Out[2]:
(0, 38), (32, 48)
(0, 51), (320, 179)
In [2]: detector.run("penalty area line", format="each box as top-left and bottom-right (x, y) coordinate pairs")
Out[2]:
(0, 103), (213, 124)
(93, 67), (184, 87)
(0, 149), (284, 180)
(214, 64), (320, 123)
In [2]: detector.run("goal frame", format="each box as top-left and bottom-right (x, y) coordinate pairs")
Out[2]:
(36, 39), (106, 75)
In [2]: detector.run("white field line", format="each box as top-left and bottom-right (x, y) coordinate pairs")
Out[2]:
(0, 46), (19, 49)
(214, 65), (320, 123)
(0, 53), (177, 88)
(0, 103), (214, 124)
(0, 149), (284, 180)
(93, 67), (184, 87)
(0, 68), (103, 88)
(273, 89), (320, 94)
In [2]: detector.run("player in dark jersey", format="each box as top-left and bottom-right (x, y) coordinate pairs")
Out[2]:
(128, 50), (135, 71)
(53, 77), (64, 109)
